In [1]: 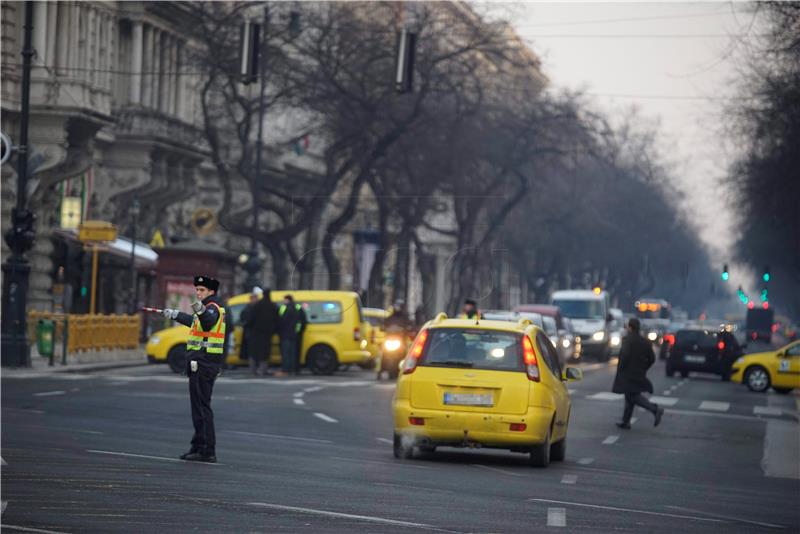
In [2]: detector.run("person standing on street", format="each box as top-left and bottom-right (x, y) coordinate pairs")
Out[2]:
(459, 299), (480, 320)
(161, 276), (225, 462)
(612, 318), (664, 429)
(276, 294), (306, 376)
(241, 287), (277, 377)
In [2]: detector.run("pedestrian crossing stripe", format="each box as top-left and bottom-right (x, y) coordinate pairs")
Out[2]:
(698, 401), (730, 412)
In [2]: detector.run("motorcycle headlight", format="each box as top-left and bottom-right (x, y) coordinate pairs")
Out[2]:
(148, 335), (160, 346)
(592, 331), (605, 342)
(561, 338), (571, 348)
(383, 338), (402, 352)
(647, 331), (658, 341)
(360, 339), (368, 349)
(610, 334), (621, 347)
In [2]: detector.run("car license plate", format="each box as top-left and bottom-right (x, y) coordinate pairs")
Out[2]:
(684, 354), (705, 363)
(443, 393), (493, 406)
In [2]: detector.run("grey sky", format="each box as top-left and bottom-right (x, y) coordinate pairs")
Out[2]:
(478, 2), (756, 274)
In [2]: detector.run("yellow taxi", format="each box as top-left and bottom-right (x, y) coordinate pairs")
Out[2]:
(730, 340), (800, 394)
(146, 290), (372, 375)
(392, 313), (582, 467)
(362, 307), (389, 358)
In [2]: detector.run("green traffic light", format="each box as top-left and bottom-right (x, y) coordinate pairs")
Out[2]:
(721, 272), (729, 281)
(762, 273), (770, 282)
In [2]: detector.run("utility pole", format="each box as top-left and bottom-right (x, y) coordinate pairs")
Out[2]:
(1, 1), (35, 367)
(128, 198), (140, 314)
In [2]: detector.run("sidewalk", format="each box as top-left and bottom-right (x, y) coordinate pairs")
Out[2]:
(1, 346), (148, 377)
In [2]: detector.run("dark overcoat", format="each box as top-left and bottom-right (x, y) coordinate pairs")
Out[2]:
(241, 294), (277, 361)
(612, 333), (655, 394)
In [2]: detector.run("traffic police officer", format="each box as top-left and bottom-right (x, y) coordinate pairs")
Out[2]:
(459, 299), (480, 320)
(161, 276), (226, 463)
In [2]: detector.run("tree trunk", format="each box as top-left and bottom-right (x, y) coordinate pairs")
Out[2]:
(268, 242), (289, 289)
(366, 202), (389, 308)
(298, 220), (321, 289)
(392, 227), (411, 305)
(412, 232), (437, 321)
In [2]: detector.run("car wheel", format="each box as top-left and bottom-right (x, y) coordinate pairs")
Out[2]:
(307, 345), (338, 375)
(167, 346), (187, 374)
(550, 437), (566, 462)
(393, 433), (413, 459)
(529, 426), (551, 468)
(680, 370), (689, 379)
(773, 387), (793, 395)
(744, 365), (770, 392)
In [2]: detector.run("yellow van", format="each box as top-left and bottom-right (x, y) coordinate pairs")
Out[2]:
(145, 290), (372, 375)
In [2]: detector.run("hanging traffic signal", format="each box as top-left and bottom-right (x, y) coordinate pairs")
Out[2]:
(760, 288), (768, 302)
(762, 301), (769, 309)
(762, 265), (770, 282)
(721, 264), (729, 281)
(747, 301), (755, 310)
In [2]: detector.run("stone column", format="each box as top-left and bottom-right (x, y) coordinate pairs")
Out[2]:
(71, 3), (81, 75)
(46, 2), (57, 69)
(55, 3), (69, 76)
(152, 29), (161, 110)
(106, 13), (114, 92)
(33, 2), (47, 64)
(175, 41), (184, 119)
(141, 24), (153, 107)
(130, 20), (143, 105)
(169, 37), (178, 115)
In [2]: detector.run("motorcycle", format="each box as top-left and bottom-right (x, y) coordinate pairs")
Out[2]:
(377, 327), (415, 380)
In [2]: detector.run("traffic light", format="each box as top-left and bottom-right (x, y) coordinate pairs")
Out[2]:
(762, 265), (770, 282)
(721, 264), (729, 281)
(239, 20), (261, 84)
(395, 28), (417, 93)
(760, 288), (768, 302)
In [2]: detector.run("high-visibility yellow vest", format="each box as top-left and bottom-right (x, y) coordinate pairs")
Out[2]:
(187, 302), (226, 354)
(278, 303), (303, 333)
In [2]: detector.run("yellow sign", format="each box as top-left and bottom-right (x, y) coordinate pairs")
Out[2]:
(78, 220), (117, 243)
(60, 197), (82, 230)
(149, 229), (166, 249)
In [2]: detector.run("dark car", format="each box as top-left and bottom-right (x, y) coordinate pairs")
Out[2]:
(667, 329), (743, 379)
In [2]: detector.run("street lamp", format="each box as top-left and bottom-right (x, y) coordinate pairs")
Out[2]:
(128, 198), (140, 314)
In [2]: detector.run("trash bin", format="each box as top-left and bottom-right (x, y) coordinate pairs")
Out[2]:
(36, 319), (55, 358)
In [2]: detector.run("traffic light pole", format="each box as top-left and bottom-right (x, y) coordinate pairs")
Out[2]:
(1, 1), (35, 367)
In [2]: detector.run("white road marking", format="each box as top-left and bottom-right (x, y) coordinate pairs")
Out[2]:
(547, 507), (567, 527)
(293, 392), (305, 398)
(293, 398), (305, 406)
(754, 406), (783, 416)
(663, 390), (672, 395)
(373, 384), (397, 390)
(471, 464), (523, 477)
(33, 390), (66, 397)
(303, 386), (324, 393)
(586, 392), (623, 401)
(109, 381), (130, 386)
(527, 498), (724, 524)
(247, 502), (442, 530)
(630, 417), (639, 425)
(225, 430), (332, 444)
(666, 408), (776, 422)
(560, 474), (578, 484)
(665, 505), (789, 529)
(1, 456), (6, 466)
(2, 524), (71, 534)
(86, 449), (223, 466)
(313, 412), (338, 423)
(376, 437), (393, 445)
(602, 435), (619, 445)
(567, 388), (577, 395)
(762, 419), (800, 480)
(577, 457), (594, 465)
(649, 396), (679, 406)
(698, 401), (730, 412)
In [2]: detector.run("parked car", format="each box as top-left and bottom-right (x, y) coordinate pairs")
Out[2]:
(730, 340), (799, 394)
(392, 313), (583, 467)
(666, 328), (743, 379)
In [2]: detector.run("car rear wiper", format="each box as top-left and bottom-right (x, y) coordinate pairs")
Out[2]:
(434, 360), (474, 367)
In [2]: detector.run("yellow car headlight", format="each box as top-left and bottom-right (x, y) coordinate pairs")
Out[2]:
(148, 335), (160, 346)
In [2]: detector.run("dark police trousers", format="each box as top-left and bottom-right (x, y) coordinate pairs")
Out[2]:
(623, 393), (658, 423)
(188, 357), (219, 456)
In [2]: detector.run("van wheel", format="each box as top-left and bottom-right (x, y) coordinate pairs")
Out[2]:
(307, 345), (338, 375)
(550, 437), (566, 462)
(167, 346), (187, 374)
(393, 433), (413, 459)
(529, 427), (551, 467)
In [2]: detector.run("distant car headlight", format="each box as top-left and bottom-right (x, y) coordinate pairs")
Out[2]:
(383, 338), (402, 352)
(148, 335), (160, 346)
(592, 331), (605, 342)
(647, 331), (658, 341)
(561, 338), (571, 348)
(610, 334), (621, 347)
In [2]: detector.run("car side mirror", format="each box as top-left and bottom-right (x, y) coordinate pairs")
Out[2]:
(563, 367), (583, 381)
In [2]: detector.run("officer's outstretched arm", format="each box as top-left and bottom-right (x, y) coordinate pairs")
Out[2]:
(175, 312), (194, 328)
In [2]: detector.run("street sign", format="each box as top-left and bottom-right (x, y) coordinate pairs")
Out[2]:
(149, 229), (165, 249)
(78, 220), (117, 243)
(1, 130), (12, 165)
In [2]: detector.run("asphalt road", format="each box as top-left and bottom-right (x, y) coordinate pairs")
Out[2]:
(2, 358), (799, 533)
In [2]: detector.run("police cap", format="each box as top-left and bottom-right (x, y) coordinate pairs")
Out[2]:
(194, 276), (220, 292)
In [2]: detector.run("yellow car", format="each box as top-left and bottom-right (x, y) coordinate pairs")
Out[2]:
(362, 307), (389, 358)
(392, 314), (582, 467)
(146, 290), (372, 375)
(730, 340), (800, 394)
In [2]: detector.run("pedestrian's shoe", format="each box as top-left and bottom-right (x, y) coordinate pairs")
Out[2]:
(179, 449), (198, 460)
(616, 421), (632, 430)
(183, 452), (216, 463)
(654, 406), (664, 427)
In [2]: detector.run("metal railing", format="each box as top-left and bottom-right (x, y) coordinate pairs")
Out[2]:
(27, 311), (141, 354)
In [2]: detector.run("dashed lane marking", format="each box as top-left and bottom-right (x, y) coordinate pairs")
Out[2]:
(471, 464), (523, 477)
(293, 398), (305, 406)
(547, 507), (567, 527)
(602, 435), (619, 445)
(313, 412), (338, 423)
(33, 390), (66, 397)
(86, 449), (224, 465)
(225, 430), (332, 444)
(373, 384), (397, 390)
(631, 417), (639, 425)
(754, 406), (783, 416)
(568, 389), (577, 395)
(528, 498), (724, 524)
(1, 456), (6, 466)
(577, 458), (595, 465)
(376, 437), (393, 445)
(561, 474), (578, 484)
(2, 524), (71, 534)
(586, 392), (623, 401)
(303, 386), (324, 393)
(698, 401), (730, 412)
(649, 396), (679, 406)
(663, 391), (672, 395)
(247, 502), (446, 531)
(293, 392), (305, 398)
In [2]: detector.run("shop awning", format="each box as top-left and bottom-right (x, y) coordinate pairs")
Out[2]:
(53, 228), (159, 269)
